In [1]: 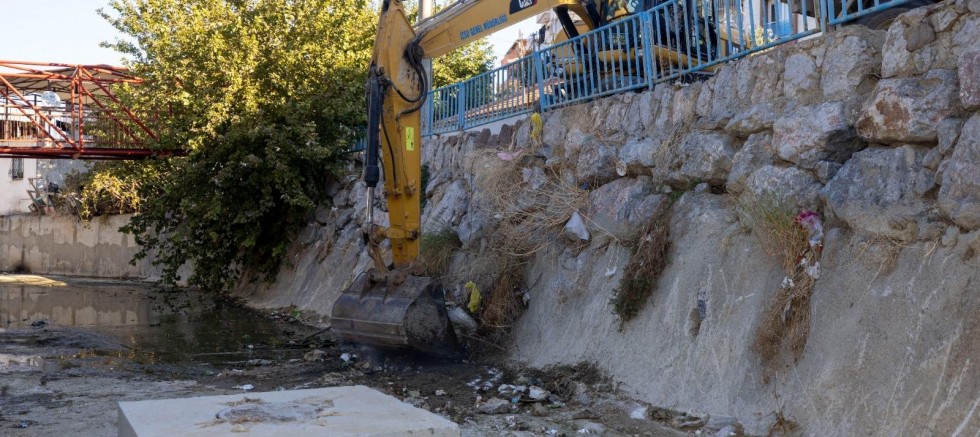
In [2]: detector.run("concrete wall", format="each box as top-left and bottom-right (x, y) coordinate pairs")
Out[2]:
(0, 214), (158, 279)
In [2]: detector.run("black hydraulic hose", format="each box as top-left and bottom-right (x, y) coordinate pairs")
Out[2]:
(365, 69), (383, 189)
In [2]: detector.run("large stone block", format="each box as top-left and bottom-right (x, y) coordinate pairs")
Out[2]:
(575, 141), (619, 185)
(586, 177), (666, 238)
(422, 179), (469, 232)
(821, 28), (885, 100)
(707, 65), (739, 127)
(748, 52), (785, 104)
(855, 69), (962, 144)
(938, 114), (980, 230)
(619, 137), (661, 170)
(822, 145), (934, 241)
(743, 165), (822, 211)
(959, 50), (980, 110)
(726, 132), (775, 195)
(773, 101), (859, 170)
(783, 53), (819, 102)
(671, 83), (701, 126)
(881, 7), (956, 78)
(724, 103), (778, 138)
(542, 109), (567, 146)
(675, 130), (737, 185)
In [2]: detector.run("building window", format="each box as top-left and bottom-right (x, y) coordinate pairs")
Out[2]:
(10, 158), (24, 180)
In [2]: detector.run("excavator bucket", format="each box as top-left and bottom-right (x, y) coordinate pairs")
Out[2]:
(331, 271), (458, 354)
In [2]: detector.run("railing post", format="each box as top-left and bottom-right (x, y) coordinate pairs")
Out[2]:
(533, 50), (547, 112)
(640, 11), (656, 90)
(457, 82), (466, 131)
(425, 90), (434, 136)
(820, 0), (829, 32)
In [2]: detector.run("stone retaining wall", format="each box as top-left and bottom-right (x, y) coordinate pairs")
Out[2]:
(243, 1), (980, 434)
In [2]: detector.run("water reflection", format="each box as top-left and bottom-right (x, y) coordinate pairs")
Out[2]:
(0, 275), (295, 366)
(1, 282), (159, 328)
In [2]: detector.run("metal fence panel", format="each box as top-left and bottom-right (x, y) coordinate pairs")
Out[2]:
(461, 56), (538, 127)
(825, 0), (912, 25)
(421, 84), (462, 135)
(647, 0), (822, 84)
(415, 0), (921, 137)
(538, 14), (649, 111)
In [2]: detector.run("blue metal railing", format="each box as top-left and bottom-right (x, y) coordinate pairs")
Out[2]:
(538, 14), (650, 111)
(422, 83), (463, 135)
(412, 0), (917, 136)
(825, 0), (912, 25)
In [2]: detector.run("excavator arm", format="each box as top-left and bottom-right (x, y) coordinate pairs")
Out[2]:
(333, 0), (603, 353)
(365, 0), (600, 269)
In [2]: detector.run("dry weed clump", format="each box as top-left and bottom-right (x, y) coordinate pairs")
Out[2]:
(611, 216), (671, 329)
(478, 257), (526, 330)
(737, 193), (810, 273)
(856, 234), (906, 276)
(476, 147), (588, 258)
(739, 193), (818, 370)
(454, 113), (592, 352)
(752, 268), (816, 366)
(419, 227), (462, 277)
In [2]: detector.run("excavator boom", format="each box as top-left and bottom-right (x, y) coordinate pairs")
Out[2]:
(332, 0), (618, 352)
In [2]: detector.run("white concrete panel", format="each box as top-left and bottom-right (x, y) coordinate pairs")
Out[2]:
(118, 386), (460, 437)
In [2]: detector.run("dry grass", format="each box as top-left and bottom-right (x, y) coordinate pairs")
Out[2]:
(856, 234), (907, 276)
(611, 216), (671, 329)
(767, 411), (803, 437)
(752, 267), (816, 367)
(476, 149), (589, 258)
(419, 227), (461, 277)
(739, 192), (818, 370)
(533, 362), (609, 399)
(737, 192), (810, 273)
(478, 257), (526, 330)
(453, 115), (592, 352)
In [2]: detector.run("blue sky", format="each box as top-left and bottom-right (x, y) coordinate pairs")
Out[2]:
(0, 1), (125, 65)
(0, 0), (537, 67)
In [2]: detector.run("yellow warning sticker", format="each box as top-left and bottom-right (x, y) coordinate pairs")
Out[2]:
(405, 127), (415, 152)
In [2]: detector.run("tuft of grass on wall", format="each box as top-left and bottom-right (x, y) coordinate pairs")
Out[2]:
(737, 192), (809, 273)
(611, 216), (671, 329)
(419, 227), (461, 277)
(739, 192), (818, 370)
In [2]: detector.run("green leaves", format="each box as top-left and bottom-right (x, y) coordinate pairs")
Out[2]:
(99, 0), (375, 291)
(96, 0), (498, 292)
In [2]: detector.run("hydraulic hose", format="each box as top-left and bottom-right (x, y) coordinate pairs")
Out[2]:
(365, 69), (383, 190)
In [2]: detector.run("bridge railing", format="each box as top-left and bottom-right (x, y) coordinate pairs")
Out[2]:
(421, 0), (920, 138)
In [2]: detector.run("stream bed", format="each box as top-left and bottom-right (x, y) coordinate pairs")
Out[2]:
(0, 273), (698, 437)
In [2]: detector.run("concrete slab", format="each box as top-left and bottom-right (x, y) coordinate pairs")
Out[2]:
(117, 385), (460, 437)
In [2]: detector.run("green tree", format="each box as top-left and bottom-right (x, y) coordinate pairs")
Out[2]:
(99, 0), (376, 290)
(93, 0), (497, 292)
(431, 41), (495, 88)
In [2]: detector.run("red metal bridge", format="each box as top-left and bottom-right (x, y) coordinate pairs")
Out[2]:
(0, 60), (185, 160)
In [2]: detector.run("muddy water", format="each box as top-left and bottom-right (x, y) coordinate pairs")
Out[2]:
(0, 274), (303, 367)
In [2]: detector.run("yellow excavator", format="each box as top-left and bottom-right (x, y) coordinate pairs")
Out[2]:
(330, 0), (720, 352)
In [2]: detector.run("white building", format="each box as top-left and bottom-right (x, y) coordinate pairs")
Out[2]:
(0, 93), (84, 216)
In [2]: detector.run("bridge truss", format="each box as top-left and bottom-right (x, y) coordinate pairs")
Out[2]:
(0, 60), (185, 160)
